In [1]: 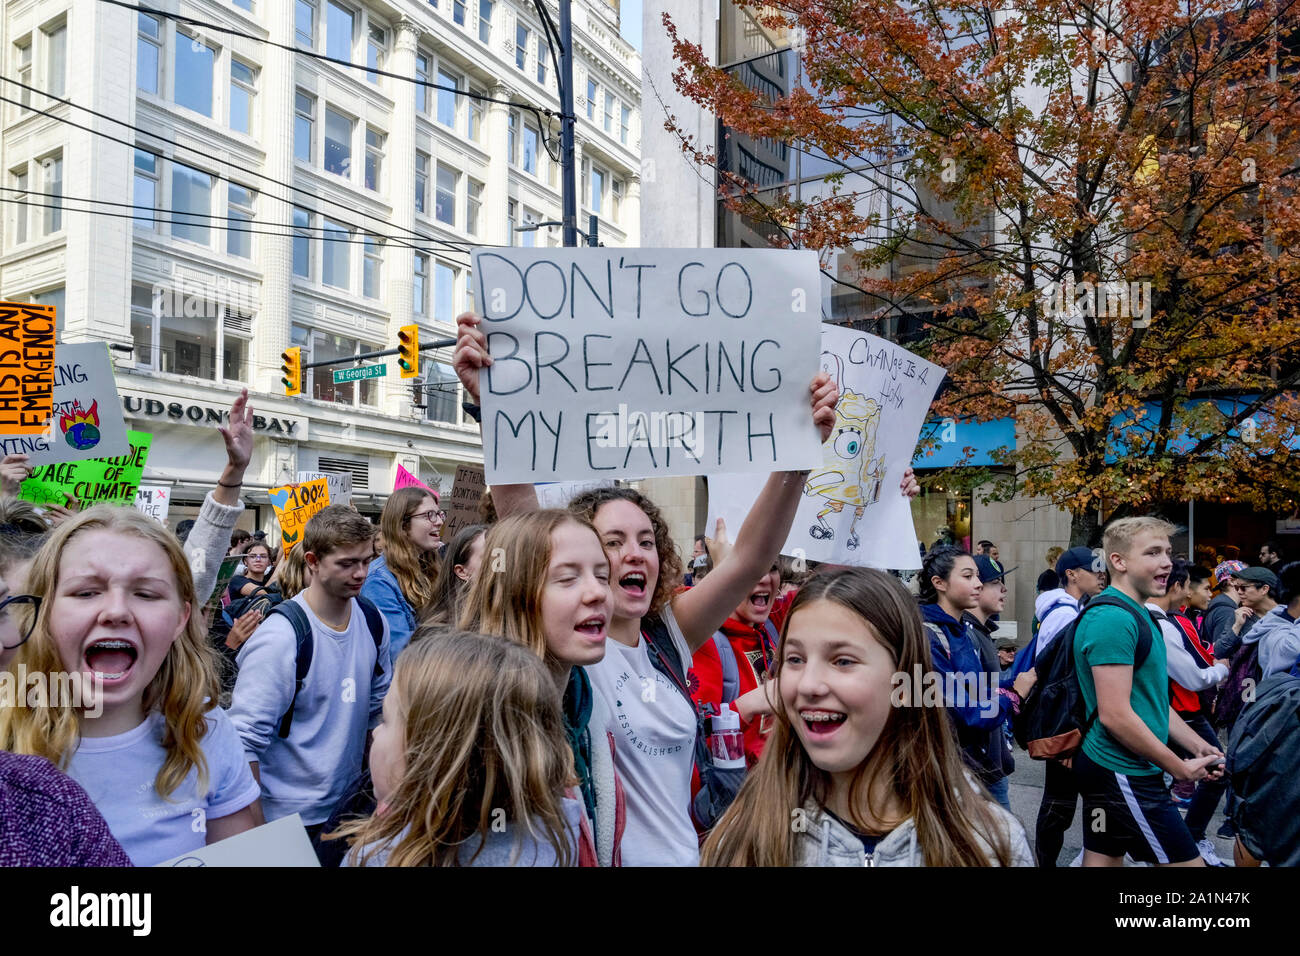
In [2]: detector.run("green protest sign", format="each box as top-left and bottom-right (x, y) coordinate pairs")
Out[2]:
(18, 430), (153, 506)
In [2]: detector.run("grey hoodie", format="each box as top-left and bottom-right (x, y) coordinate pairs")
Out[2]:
(1240, 605), (1300, 677)
(792, 799), (1035, 866)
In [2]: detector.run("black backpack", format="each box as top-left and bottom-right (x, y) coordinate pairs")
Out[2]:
(1228, 670), (1300, 866)
(1014, 594), (1155, 760)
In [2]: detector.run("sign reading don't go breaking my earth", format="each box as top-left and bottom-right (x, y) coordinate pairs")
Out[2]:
(472, 248), (825, 484)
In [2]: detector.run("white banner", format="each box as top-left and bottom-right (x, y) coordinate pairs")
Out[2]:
(133, 484), (171, 523)
(472, 248), (824, 484)
(298, 470), (353, 506)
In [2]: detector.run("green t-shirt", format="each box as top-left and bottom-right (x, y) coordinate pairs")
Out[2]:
(1072, 587), (1169, 776)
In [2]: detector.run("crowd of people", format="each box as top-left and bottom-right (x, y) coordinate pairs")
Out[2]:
(0, 313), (1296, 867)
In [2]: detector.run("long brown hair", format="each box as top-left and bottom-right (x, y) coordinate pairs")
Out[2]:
(379, 487), (440, 612)
(567, 486), (682, 615)
(0, 506), (220, 798)
(701, 567), (1015, 867)
(331, 631), (575, 866)
(422, 523), (488, 630)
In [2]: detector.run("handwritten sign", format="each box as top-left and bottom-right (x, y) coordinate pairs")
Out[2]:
(159, 813), (319, 867)
(133, 484), (171, 523)
(707, 326), (944, 570)
(395, 463), (437, 498)
(535, 479), (615, 510)
(0, 342), (128, 466)
(472, 248), (824, 484)
(443, 463), (485, 541)
(269, 478), (331, 549)
(0, 301), (55, 434)
(298, 470), (353, 507)
(19, 430), (152, 507)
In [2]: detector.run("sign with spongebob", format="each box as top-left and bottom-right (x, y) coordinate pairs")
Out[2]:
(706, 325), (944, 570)
(0, 342), (129, 466)
(269, 478), (331, 550)
(472, 248), (825, 483)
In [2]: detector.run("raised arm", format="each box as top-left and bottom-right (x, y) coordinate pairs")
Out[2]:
(185, 389), (253, 600)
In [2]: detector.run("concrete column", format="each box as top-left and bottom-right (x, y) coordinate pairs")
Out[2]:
(484, 82), (513, 247)
(384, 18), (419, 418)
(624, 171), (640, 246)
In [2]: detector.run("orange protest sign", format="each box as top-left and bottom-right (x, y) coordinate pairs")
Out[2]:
(268, 478), (331, 549)
(0, 301), (56, 434)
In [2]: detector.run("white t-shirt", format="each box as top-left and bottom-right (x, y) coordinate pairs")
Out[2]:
(586, 604), (700, 866)
(66, 707), (261, 866)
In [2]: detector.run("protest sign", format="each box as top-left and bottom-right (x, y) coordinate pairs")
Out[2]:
(707, 326), (944, 570)
(395, 463), (437, 498)
(535, 479), (616, 510)
(159, 813), (319, 867)
(298, 470), (353, 507)
(472, 248), (824, 484)
(19, 430), (152, 507)
(0, 301), (55, 435)
(133, 484), (171, 523)
(269, 478), (331, 549)
(206, 555), (242, 611)
(443, 463), (485, 541)
(0, 342), (129, 466)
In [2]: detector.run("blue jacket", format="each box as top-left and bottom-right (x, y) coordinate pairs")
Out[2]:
(361, 555), (417, 664)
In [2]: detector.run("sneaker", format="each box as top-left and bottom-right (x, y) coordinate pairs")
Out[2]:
(1197, 838), (1231, 867)
(1217, 820), (1236, 839)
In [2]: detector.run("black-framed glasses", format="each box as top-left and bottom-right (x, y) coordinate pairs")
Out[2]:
(0, 594), (41, 650)
(406, 509), (446, 525)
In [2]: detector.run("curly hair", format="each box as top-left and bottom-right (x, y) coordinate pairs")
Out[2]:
(566, 486), (682, 616)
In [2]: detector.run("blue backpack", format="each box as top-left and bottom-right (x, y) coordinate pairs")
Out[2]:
(710, 618), (779, 704)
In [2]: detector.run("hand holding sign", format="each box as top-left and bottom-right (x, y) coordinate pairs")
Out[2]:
(0, 453), (32, 498)
(453, 311), (490, 404)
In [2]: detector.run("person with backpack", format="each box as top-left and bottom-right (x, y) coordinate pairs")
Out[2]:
(228, 506), (391, 842)
(1071, 516), (1225, 866)
(1226, 661), (1300, 867)
(1200, 560), (1245, 652)
(1034, 546), (1105, 658)
(1239, 561), (1300, 679)
(701, 568), (1033, 866)
(1145, 560), (1232, 866)
(361, 486), (443, 665)
(1213, 566), (1277, 657)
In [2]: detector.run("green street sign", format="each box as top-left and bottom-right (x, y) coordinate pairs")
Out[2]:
(333, 364), (388, 384)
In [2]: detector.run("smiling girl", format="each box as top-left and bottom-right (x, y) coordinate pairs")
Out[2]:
(702, 568), (1033, 866)
(0, 506), (262, 865)
(363, 486), (444, 663)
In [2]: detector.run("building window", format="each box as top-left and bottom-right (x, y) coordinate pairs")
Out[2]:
(590, 165), (604, 216)
(519, 208), (539, 248)
(516, 24), (529, 70)
(415, 51), (431, 114)
(132, 150), (157, 230)
(507, 198), (516, 244)
(44, 23), (66, 99)
(523, 123), (539, 175)
(295, 0), (316, 47)
(468, 89), (484, 141)
(612, 178), (623, 223)
(133, 282), (245, 383)
(620, 104), (630, 145)
(298, 328), (380, 405)
(479, 0), (493, 44)
(31, 288), (64, 339)
(325, 107), (352, 178)
(437, 68), (459, 129)
(293, 207), (313, 277)
(413, 252), (429, 315)
(38, 155), (63, 236)
(537, 37), (548, 85)
(230, 59), (257, 135)
(415, 151), (430, 215)
(363, 235), (382, 299)
(294, 91), (314, 163)
(453, 0), (466, 27)
(137, 16), (160, 94)
(435, 165), (457, 226)
(10, 167), (28, 244)
(227, 183), (254, 257)
(322, 218), (350, 289)
(175, 34), (215, 117)
(424, 362), (460, 423)
(170, 161), (210, 245)
(364, 127), (384, 191)
(507, 110), (518, 166)
(233, 0), (254, 10)
(434, 261), (457, 322)
(604, 93), (614, 133)
(466, 178), (482, 236)
(222, 310), (251, 382)
(14, 38), (32, 110)
(366, 25), (385, 83)
(586, 78), (596, 119)
(326, 1), (354, 62)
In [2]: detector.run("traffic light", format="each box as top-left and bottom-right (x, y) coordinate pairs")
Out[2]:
(280, 346), (302, 396)
(398, 324), (419, 379)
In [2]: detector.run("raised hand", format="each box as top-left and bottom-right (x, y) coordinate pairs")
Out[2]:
(0, 454), (32, 499)
(453, 312), (491, 405)
(809, 371), (838, 443)
(218, 388), (255, 473)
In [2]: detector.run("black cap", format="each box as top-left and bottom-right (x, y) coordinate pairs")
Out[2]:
(1232, 565), (1279, 592)
(1056, 546), (1101, 578)
(974, 555), (1015, 583)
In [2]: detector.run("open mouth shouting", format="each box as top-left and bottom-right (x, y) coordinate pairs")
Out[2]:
(618, 571), (647, 600)
(744, 587), (772, 617)
(575, 614), (607, 643)
(83, 638), (139, 683)
(801, 709), (847, 738)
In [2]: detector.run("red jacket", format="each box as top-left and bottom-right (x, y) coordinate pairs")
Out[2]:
(1169, 609), (1217, 714)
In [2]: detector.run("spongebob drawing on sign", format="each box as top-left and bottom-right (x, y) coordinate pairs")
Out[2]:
(804, 389), (885, 549)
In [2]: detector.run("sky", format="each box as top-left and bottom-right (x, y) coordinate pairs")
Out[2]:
(620, 0), (642, 51)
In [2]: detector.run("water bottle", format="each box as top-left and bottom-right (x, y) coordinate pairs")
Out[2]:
(707, 706), (745, 770)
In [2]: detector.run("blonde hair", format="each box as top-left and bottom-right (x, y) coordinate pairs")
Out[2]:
(0, 505), (219, 798)
(701, 568), (1015, 867)
(379, 487), (440, 613)
(455, 510), (601, 662)
(1102, 516), (1176, 571)
(273, 541), (309, 599)
(1045, 546), (1064, 568)
(331, 631), (576, 866)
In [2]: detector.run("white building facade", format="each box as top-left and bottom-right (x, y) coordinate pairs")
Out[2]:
(0, 0), (640, 528)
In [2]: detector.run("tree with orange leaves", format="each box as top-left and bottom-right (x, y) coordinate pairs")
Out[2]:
(666, 0), (1300, 543)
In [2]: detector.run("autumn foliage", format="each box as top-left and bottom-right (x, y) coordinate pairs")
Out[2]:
(666, 0), (1300, 542)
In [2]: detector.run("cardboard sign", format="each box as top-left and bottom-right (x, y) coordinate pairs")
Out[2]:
(395, 463), (437, 499)
(133, 483), (171, 523)
(472, 248), (824, 484)
(298, 470), (353, 507)
(534, 479), (615, 510)
(0, 342), (129, 465)
(269, 478), (331, 549)
(707, 326), (944, 570)
(158, 813), (320, 867)
(443, 463), (485, 541)
(19, 430), (152, 507)
(0, 301), (55, 434)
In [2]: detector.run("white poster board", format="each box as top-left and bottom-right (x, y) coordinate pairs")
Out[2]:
(472, 248), (824, 484)
(0, 342), (129, 465)
(707, 326), (944, 570)
(158, 813), (319, 867)
(133, 484), (171, 523)
(534, 478), (616, 510)
(298, 470), (353, 506)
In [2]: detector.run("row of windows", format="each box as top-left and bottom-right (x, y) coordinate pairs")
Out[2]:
(294, 90), (386, 191)
(586, 77), (633, 146)
(8, 18), (66, 118)
(133, 150), (259, 259)
(138, 14), (259, 136)
(7, 154), (63, 245)
(415, 152), (484, 233)
(291, 208), (383, 298)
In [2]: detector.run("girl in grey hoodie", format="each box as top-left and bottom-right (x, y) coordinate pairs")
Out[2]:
(702, 568), (1033, 867)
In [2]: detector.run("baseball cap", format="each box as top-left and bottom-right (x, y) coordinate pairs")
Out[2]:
(996, 636), (1019, 652)
(973, 555), (1015, 583)
(1056, 546), (1102, 578)
(1232, 565), (1279, 592)
(1214, 560), (1246, 584)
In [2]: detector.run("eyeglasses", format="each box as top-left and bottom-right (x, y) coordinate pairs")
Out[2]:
(246, 553), (269, 561)
(406, 509), (445, 525)
(0, 594), (41, 650)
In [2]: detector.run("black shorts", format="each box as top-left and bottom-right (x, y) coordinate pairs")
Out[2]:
(1075, 750), (1199, 864)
